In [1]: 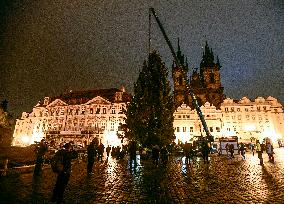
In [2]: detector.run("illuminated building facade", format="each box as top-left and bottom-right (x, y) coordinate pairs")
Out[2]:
(12, 88), (131, 147)
(174, 96), (284, 144)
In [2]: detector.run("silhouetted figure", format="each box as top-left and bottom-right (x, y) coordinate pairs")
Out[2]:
(106, 145), (111, 158)
(256, 140), (263, 165)
(266, 141), (274, 163)
(160, 146), (169, 165)
(34, 139), (48, 175)
(98, 143), (105, 161)
(152, 145), (160, 166)
(52, 142), (78, 204)
(87, 140), (97, 174)
(128, 141), (137, 167)
(238, 142), (246, 160)
(201, 141), (210, 163)
(184, 142), (194, 164)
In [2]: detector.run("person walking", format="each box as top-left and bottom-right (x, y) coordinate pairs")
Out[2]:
(52, 142), (78, 204)
(229, 143), (235, 159)
(266, 141), (274, 163)
(87, 140), (96, 175)
(34, 139), (48, 175)
(256, 140), (263, 165)
(238, 142), (246, 160)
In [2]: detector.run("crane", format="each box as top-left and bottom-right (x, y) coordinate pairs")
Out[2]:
(149, 8), (213, 142)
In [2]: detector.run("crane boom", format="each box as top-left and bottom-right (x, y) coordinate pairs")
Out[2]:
(149, 8), (213, 141)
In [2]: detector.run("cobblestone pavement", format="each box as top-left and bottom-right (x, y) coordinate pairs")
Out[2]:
(1, 148), (284, 204)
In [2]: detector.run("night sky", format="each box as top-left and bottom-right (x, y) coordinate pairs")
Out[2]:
(1, 0), (283, 118)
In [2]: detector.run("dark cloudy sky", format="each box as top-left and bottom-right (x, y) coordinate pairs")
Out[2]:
(1, 0), (283, 117)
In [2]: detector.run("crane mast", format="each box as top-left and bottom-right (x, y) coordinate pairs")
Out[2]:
(149, 8), (213, 141)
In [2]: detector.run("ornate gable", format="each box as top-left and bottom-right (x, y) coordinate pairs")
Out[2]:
(85, 96), (111, 105)
(46, 99), (68, 107)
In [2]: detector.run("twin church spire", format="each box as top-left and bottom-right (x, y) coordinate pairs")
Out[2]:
(172, 39), (225, 109)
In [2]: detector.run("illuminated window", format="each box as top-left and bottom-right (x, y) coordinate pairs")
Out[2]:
(110, 122), (115, 131)
(90, 108), (93, 114)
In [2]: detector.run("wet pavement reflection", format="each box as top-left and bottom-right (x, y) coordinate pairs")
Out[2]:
(0, 148), (284, 203)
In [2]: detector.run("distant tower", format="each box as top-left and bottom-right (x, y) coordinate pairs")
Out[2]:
(172, 41), (225, 109)
(172, 38), (189, 108)
(198, 41), (225, 108)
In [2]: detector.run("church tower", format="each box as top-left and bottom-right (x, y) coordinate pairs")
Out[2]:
(172, 39), (189, 108)
(172, 41), (225, 109)
(199, 42), (225, 108)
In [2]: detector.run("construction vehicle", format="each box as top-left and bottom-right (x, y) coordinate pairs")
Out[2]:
(149, 8), (213, 142)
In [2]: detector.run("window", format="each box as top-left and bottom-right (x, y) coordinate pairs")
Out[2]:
(216, 127), (220, 132)
(225, 108), (228, 112)
(237, 108), (240, 112)
(176, 127), (180, 132)
(245, 108), (248, 112)
(183, 127), (186, 132)
(238, 115), (241, 120)
(112, 109), (116, 114)
(257, 107), (260, 111)
(263, 106), (266, 111)
(190, 127), (193, 132)
(231, 107), (234, 112)
(90, 108), (93, 114)
(110, 122), (115, 131)
(210, 127), (213, 132)
(96, 108), (100, 114)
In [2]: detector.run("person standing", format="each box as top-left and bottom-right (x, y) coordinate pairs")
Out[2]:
(266, 141), (274, 163)
(106, 145), (111, 158)
(52, 142), (78, 204)
(251, 143), (255, 156)
(34, 139), (48, 175)
(128, 141), (137, 167)
(87, 140), (96, 175)
(152, 145), (160, 167)
(201, 140), (210, 163)
(256, 140), (263, 165)
(98, 143), (105, 162)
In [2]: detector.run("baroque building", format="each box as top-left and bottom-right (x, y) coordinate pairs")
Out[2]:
(172, 41), (225, 109)
(174, 96), (284, 144)
(12, 88), (131, 147)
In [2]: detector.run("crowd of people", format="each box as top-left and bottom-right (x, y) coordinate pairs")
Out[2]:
(32, 137), (278, 203)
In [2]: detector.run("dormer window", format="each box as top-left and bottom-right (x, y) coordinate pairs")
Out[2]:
(115, 92), (123, 101)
